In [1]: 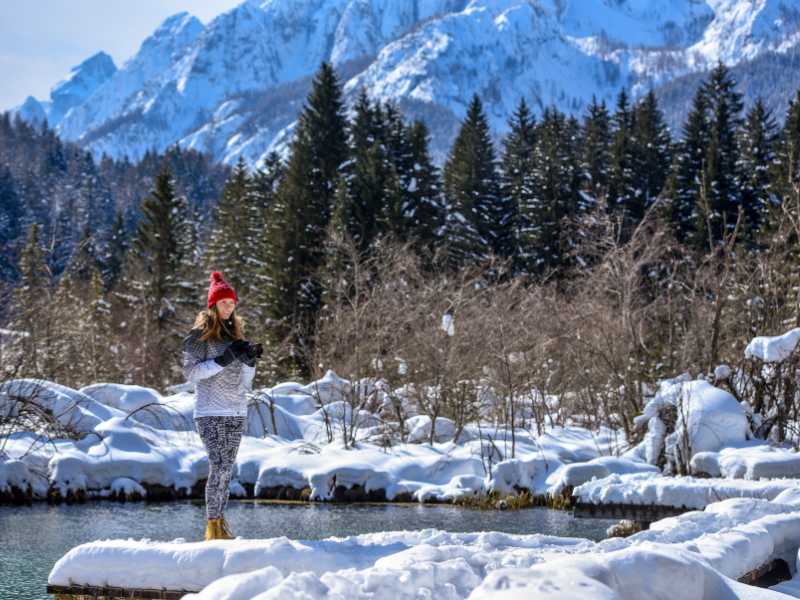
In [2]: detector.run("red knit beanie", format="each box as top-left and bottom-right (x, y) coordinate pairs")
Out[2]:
(207, 271), (238, 309)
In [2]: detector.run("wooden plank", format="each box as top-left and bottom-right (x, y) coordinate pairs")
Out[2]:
(572, 501), (691, 523)
(46, 584), (193, 599)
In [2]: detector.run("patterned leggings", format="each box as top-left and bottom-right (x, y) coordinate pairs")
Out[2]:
(195, 416), (246, 520)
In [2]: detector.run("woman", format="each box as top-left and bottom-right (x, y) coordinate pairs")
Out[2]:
(182, 271), (261, 541)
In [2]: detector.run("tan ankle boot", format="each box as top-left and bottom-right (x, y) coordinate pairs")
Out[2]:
(218, 515), (235, 540)
(204, 518), (224, 541)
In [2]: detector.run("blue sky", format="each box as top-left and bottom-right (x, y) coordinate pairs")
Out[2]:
(0, 1), (242, 110)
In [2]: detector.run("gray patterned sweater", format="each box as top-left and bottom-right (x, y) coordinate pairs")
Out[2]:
(182, 328), (255, 418)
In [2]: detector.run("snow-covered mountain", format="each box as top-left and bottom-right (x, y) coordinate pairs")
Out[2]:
(12, 0), (800, 165)
(18, 51), (117, 127)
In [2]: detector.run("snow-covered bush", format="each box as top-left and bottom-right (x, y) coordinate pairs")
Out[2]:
(632, 376), (748, 473)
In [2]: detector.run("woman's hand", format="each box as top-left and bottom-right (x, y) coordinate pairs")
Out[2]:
(214, 339), (250, 367)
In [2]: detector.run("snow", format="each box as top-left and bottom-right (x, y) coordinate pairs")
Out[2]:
(745, 328), (800, 363)
(574, 472), (800, 509)
(22, 325), (800, 597)
(405, 415), (457, 443)
(1, 374), (630, 504)
(471, 546), (792, 600)
(631, 376), (749, 467)
(545, 457), (660, 496)
(47, 497), (800, 598)
(692, 446), (800, 480)
(80, 383), (163, 413)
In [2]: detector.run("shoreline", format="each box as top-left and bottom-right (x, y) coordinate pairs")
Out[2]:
(0, 480), (572, 511)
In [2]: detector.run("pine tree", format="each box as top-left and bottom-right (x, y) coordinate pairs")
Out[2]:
(126, 166), (198, 388)
(100, 210), (129, 291)
(665, 86), (709, 244)
(697, 61), (744, 249)
(8, 223), (55, 377)
(762, 90), (800, 326)
(501, 97), (536, 273)
(607, 89), (640, 236)
(771, 90), (800, 211)
(378, 100), (417, 243)
(50, 270), (86, 384)
(0, 166), (23, 281)
(331, 89), (387, 252)
(248, 152), (284, 351)
(580, 96), (611, 200)
(519, 107), (582, 277)
(400, 120), (444, 254)
(632, 91), (671, 211)
(203, 157), (255, 296)
(260, 62), (348, 374)
(68, 224), (100, 283)
(442, 94), (508, 267)
(738, 97), (777, 243)
(251, 152), (284, 209)
(85, 268), (118, 384)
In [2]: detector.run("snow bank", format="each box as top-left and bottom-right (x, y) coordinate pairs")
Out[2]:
(0, 378), (124, 435)
(405, 415), (457, 443)
(545, 457), (660, 496)
(48, 529), (595, 594)
(471, 546), (789, 600)
(80, 383), (162, 413)
(574, 472), (800, 509)
(746, 328), (800, 363)
(692, 445), (800, 480)
(2, 369), (627, 503)
(48, 497), (800, 599)
(47, 416), (207, 498)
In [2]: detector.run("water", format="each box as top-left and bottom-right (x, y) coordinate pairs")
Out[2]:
(0, 499), (616, 600)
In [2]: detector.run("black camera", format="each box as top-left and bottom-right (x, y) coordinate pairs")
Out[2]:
(247, 342), (264, 360)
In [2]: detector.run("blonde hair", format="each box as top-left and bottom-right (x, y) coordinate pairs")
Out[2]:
(193, 304), (245, 342)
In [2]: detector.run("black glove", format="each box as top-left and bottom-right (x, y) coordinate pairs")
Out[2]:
(241, 342), (263, 367)
(230, 339), (250, 355)
(214, 340), (249, 367)
(246, 343), (263, 360)
(213, 346), (237, 367)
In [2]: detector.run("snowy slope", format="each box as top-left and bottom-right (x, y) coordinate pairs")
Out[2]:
(11, 0), (800, 165)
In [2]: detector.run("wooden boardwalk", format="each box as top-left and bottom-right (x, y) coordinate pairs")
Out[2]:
(47, 583), (191, 599)
(572, 500), (692, 525)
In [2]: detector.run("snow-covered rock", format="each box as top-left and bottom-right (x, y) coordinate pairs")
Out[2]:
(0, 378), (124, 435)
(0, 456), (45, 497)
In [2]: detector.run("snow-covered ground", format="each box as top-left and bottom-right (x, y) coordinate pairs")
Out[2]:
(8, 326), (800, 597)
(1, 371), (646, 503)
(5, 367), (799, 509)
(47, 495), (800, 598)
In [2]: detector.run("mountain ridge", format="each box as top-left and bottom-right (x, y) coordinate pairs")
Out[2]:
(11, 0), (800, 165)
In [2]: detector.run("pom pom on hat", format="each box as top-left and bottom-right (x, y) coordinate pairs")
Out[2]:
(207, 271), (238, 308)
